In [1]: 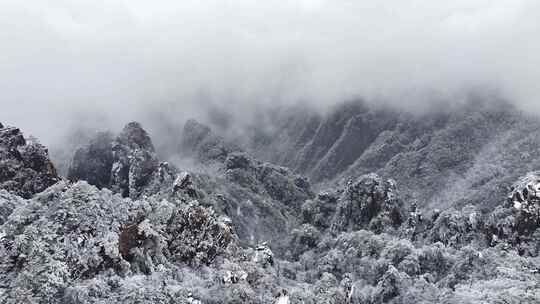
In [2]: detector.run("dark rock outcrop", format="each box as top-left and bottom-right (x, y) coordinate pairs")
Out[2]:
(484, 172), (540, 255)
(67, 132), (114, 189)
(330, 173), (403, 233)
(111, 122), (159, 198)
(0, 123), (59, 198)
(68, 122), (160, 199)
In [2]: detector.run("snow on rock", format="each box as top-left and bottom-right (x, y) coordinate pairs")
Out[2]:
(275, 294), (289, 304)
(485, 171), (540, 255)
(0, 123), (59, 198)
(2, 117), (540, 303)
(0, 181), (236, 302)
(331, 173), (403, 233)
(172, 171), (197, 198)
(166, 200), (234, 266)
(111, 122), (160, 199)
(253, 242), (274, 268)
(68, 122), (160, 199)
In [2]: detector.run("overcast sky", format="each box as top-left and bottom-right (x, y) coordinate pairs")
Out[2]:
(1, 0), (539, 144)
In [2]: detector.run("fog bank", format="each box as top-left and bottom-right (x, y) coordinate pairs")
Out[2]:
(1, 0), (539, 145)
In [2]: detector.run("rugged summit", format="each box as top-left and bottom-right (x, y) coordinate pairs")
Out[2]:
(0, 123), (59, 198)
(110, 122), (160, 198)
(68, 122), (160, 199)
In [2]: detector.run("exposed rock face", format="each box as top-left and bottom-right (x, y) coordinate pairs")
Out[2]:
(68, 122), (159, 199)
(331, 174), (403, 233)
(0, 123), (59, 198)
(484, 172), (540, 255)
(300, 173), (403, 234)
(68, 132), (114, 189)
(111, 122), (159, 198)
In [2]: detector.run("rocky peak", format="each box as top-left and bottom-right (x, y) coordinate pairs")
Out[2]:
(0, 123), (59, 198)
(115, 122), (155, 152)
(483, 171), (540, 254)
(0, 125), (26, 147)
(68, 122), (159, 199)
(331, 173), (403, 233)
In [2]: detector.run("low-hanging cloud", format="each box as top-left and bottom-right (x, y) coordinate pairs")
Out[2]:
(1, 0), (540, 145)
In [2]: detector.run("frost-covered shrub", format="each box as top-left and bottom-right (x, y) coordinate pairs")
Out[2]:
(166, 201), (233, 266)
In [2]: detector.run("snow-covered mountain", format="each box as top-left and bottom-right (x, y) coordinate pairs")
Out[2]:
(1, 101), (540, 303)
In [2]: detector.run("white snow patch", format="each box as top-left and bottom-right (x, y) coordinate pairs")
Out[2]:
(275, 295), (289, 304)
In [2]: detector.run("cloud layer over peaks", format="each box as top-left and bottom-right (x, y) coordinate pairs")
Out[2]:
(1, 0), (539, 143)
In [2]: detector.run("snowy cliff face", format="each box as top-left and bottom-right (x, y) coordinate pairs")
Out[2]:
(1, 118), (540, 303)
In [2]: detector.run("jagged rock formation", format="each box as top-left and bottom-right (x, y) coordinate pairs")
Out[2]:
(331, 174), (403, 233)
(110, 122), (160, 198)
(0, 123), (59, 198)
(2, 117), (540, 303)
(295, 173), (402, 244)
(484, 172), (540, 255)
(68, 122), (313, 253)
(68, 122), (160, 199)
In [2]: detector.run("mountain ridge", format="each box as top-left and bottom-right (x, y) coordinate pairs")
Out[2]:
(1, 108), (539, 303)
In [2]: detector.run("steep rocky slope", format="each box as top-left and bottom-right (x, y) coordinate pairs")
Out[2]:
(67, 122), (313, 253)
(1, 119), (539, 303)
(239, 100), (537, 213)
